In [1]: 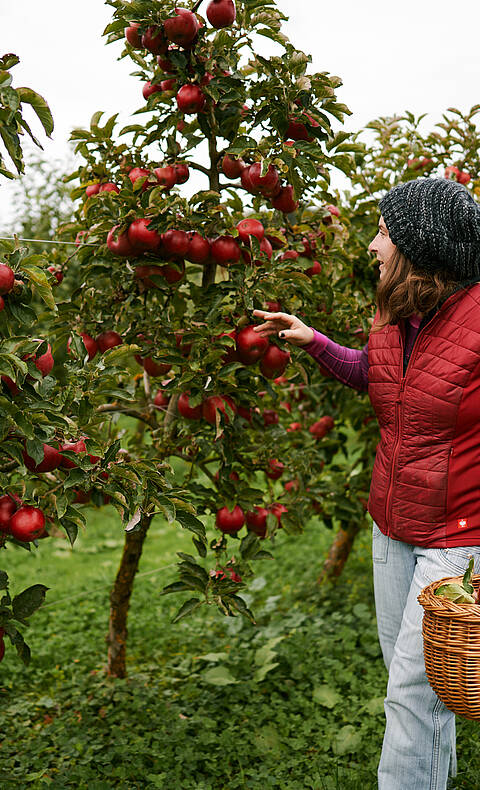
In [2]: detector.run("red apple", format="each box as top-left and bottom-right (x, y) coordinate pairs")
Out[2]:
(216, 504), (245, 534)
(96, 331), (123, 353)
(163, 8), (199, 47)
(23, 444), (62, 473)
(236, 325), (269, 365)
(186, 232), (210, 263)
(9, 506), (46, 542)
(263, 409), (279, 426)
(154, 165), (177, 189)
(99, 182), (120, 194)
(260, 344), (290, 379)
(270, 502), (287, 525)
(240, 165), (258, 193)
(236, 218), (264, 244)
(79, 332), (98, 361)
(176, 84), (205, 113)
(266, 459), (284, 480)
(33, 344), (54, 377)
(157, 51), (176, 71)
(134, 265), (164, 289)
(107, 225), (135, 257)
(59, 439), (87, 469)
(142, 26), (167, 55)
(128, 218), (162, 252)
(248, 162), (279, 196)
(237, 405), (252, 423)
(309, 416), (335, 439)
(207, 0), (236, 28)
(174, 162), (190, 183)
(85, 183), (101, 198)
(175, 332), (192, 357)
(154, 390), (170, 409)
(202, 395), (236, 425)
(47, 266), (64, 284)
(222, 154), (245, 178)
(142, 357), (171, 377)
(0, 495), (17, 533)
(143, 81), (163, 100)
(210, 235), (241, 265)
(247, 236), (272, 266)
(159, 261), (185, 283)
(287, 422), (302, 432)
(246, 506), (269, 538)
(160, 78), (177, 92)
(0, 264), (15, 295)
(305, 260), (322, 277)
(285, 113), (319, 141)
(271, 185), (298, 214)
(125, 23), (142, 48)
(162, 229), (189, 257)
(128, 167), (152, 191)
(178, 392), (203, 420)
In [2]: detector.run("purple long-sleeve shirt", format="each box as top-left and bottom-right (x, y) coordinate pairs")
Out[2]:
(302, 315), (422, 391)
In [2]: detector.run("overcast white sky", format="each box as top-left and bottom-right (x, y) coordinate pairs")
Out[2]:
(1, 0), (479, 230)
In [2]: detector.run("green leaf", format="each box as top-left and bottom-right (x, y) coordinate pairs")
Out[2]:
(463, 556), (475, 594)
(313, 685), (342, 709)
(202, 666), (238, 685)
(175, 510), (206, 542)
(332, 725), (362, 756)
(19, 264), (55, 309)
(254, 662), (279, 682)
(16, 87), (53, 137)
(12, 584), (48, 620)
(435, 583), (475, 604)
(171, 597), (202, 623)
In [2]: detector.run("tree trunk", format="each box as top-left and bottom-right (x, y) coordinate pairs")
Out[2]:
(317, 523), (361, 583)
(106, 514), (152, 677)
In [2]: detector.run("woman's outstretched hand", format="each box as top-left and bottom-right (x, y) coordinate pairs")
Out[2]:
(252, 309), (314, 347)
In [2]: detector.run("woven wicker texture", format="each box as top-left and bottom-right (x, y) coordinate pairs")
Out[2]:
(418, 574), (480, 720)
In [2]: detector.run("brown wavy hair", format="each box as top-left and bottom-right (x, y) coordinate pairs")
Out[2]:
(371, 249), (460, 333)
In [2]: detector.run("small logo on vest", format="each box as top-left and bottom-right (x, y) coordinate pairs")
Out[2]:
(457, 518), (468, 529)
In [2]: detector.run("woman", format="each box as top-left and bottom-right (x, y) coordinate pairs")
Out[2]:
(253, 177), (480, 790)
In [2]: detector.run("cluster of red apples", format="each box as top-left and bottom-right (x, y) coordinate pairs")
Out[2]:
(85, 161), (190, 201)
(126, 3), (236, 116)
(106, 215), (287, 287)
(216, 500), (288, 539)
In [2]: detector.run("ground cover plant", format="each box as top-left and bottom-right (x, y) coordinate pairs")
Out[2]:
(1, 505), (479, 789)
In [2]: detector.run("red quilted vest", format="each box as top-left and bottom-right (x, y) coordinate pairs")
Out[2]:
(367, 282), (480, 547)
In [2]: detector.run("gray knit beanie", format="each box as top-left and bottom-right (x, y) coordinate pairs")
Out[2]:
(379, 178), (480, 280)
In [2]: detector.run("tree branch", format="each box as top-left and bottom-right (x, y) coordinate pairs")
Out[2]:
(188, 161), (210, 177)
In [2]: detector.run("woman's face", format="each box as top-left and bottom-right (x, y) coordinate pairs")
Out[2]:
(368, 215), (397, 280)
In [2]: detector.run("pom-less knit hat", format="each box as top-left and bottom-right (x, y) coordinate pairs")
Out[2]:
(379, 177), (480, 281)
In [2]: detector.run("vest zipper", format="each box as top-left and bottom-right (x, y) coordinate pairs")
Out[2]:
(382, 292), (461, 531)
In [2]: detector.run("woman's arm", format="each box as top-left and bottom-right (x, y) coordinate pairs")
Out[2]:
(252, 310), (369, 392)
(302, 329), (369, 392)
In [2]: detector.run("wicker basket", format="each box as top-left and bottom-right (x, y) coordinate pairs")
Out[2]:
(418, 573), (480, 720)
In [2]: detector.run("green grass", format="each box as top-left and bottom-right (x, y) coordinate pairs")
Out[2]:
(1, 508), (478, 789)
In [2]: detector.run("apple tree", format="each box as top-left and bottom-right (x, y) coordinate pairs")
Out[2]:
(59, 0), (375, 677)
(0, 54), (187, 667)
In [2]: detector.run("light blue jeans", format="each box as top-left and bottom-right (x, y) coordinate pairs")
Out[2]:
(372, 522), (480, 790)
